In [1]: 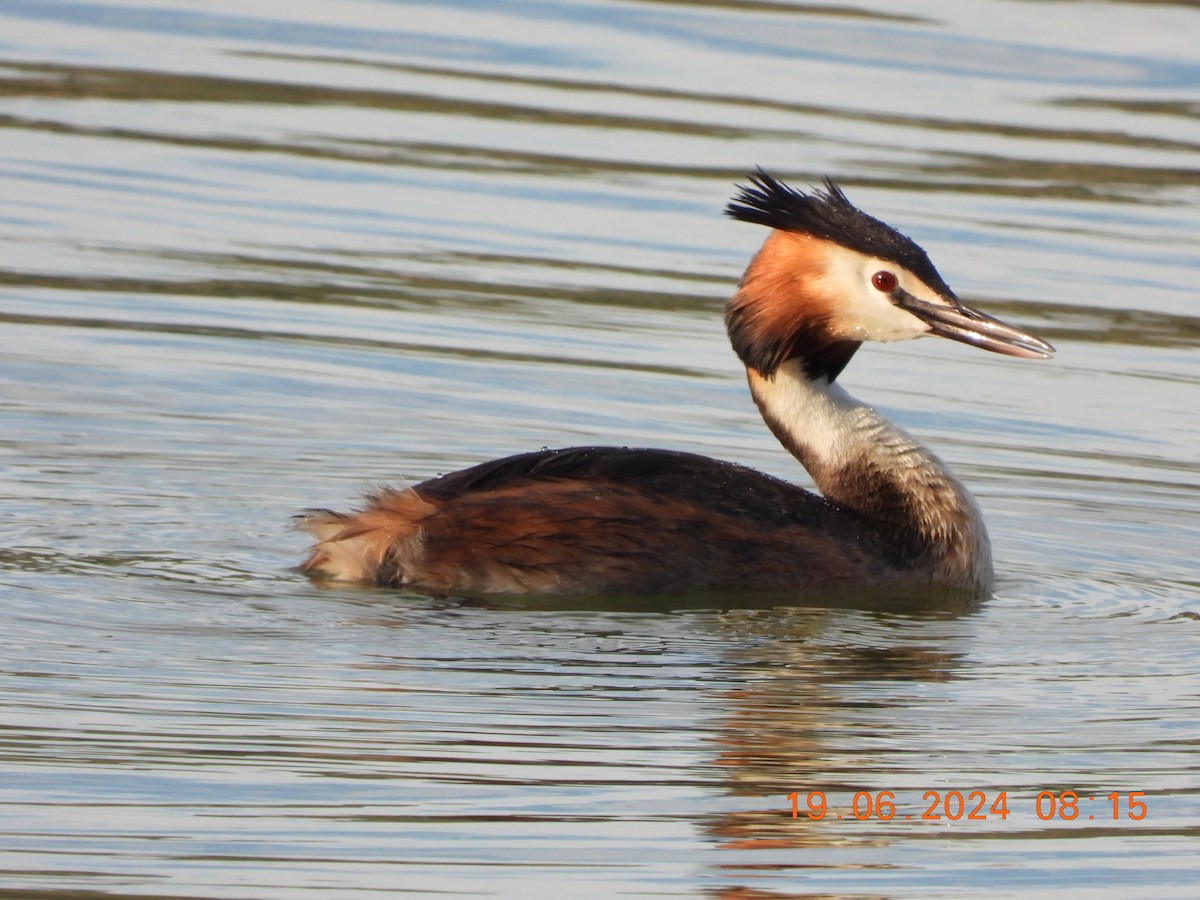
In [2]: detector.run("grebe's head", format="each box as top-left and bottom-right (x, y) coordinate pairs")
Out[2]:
(724, 170), (1055, 381)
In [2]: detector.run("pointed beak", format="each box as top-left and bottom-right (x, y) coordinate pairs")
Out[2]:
(895, 290), (1055, 359)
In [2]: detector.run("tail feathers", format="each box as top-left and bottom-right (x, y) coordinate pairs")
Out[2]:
(296, 488), (437, 584)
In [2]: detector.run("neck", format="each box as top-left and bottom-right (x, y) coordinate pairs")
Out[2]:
(747, 358), (992, 591)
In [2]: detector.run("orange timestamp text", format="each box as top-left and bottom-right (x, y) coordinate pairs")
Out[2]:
(786, 790), (1148, 822)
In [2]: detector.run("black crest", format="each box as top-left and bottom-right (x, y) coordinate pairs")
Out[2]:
(725, 170), (954, 298)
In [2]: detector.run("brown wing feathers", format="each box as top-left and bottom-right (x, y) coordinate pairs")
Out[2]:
(299, 447), (888, 593)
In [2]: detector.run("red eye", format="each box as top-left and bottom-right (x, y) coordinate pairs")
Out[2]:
(872, 271), (897, 292)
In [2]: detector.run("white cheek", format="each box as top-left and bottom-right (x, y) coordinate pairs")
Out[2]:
(817, 256), (933, 342)
(845, 298), (931, 342)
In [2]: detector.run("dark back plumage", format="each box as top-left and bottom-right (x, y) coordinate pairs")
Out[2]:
(416, 446), (856, 532)
(725, 170), (955, 299)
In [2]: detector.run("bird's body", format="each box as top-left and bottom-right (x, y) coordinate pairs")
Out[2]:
(300, 173), (1053, 597)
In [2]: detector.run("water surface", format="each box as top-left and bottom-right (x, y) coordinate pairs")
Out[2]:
(0, 1), (1197, 897)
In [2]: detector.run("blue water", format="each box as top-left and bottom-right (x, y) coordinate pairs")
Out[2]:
(0, 1), (1197, 897)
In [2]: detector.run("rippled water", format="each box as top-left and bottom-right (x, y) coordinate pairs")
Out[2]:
(1, 1), (1198, 897)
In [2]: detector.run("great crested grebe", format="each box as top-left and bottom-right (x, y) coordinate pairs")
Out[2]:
(299, 171), (1053, 596)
